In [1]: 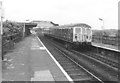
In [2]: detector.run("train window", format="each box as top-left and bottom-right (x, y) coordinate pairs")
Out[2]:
(75, 27), (81, 34)
(82, 27), (85, 34)
(86, 28), (91, 34)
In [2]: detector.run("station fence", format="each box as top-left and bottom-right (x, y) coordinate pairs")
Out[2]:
(92, 35), (119, 46)
(2, 32), (23, 60)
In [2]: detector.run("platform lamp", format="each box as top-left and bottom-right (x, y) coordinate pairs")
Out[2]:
(99, 18), (104, 43)
(0, 1), (4, 60)
(0, 1), (3, 36)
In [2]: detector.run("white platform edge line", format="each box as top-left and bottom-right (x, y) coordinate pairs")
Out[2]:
(36, 36), (73, 81)
(92, 43), (120, 52)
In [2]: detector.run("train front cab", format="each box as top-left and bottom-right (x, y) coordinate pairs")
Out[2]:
(85, 27), (92, 45)
(73, 27), (82, 43)
(73, 26), (92, 46)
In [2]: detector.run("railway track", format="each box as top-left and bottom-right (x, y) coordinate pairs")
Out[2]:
(69, 49), (119, 81)
(53, 48), (101, 82)
(38, 35), (109, 82)
(39, 34), (119, 82)
(77, 50), (119, 70)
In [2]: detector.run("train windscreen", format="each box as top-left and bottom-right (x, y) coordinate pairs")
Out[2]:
(75, 27), (81, 34)
(86, 28), (91, 34)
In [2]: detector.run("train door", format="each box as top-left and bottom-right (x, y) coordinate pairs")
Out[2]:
(81, 27), (86, 42)
(73, 27), (82, 42)
(86, 28), (92, 42)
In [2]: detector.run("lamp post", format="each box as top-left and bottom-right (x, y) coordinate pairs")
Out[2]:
(99, 18), (104, 43)
(0, 14), (3, 36)
(0, 1), (4, 60)
(0, 1), (3, 35)
(99, 18), (104, 30)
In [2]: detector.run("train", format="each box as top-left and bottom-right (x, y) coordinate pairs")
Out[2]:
(43, 23), (92, 48)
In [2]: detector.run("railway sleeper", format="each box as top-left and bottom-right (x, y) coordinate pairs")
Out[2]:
(65, 68), (80, 71)
(71, 75), (93, 81)
(62, 65), (78, 69)
(58, 62), (75, 65)
(67, 70), (87, 76)
(58, 60), (73, 63)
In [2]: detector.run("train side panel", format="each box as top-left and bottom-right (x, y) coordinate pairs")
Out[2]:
(44, 23), (92, 46)
(50, 27), (73, 43)
(62, 27), (73, 43)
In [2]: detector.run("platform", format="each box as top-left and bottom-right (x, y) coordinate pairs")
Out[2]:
(92, 42), (120, 52)
(2, 34), (70, 81)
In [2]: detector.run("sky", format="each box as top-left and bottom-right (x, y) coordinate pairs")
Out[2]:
(0, 0), (119, 30)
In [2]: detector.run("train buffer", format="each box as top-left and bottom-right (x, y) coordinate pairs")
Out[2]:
(2, 34), (69, 81)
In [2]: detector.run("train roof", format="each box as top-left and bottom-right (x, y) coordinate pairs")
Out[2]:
(50, 23), (91, 29)
(72, 23), (91, 28)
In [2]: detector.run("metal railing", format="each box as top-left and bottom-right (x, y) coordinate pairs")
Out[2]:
(2, 32), (23, 60)
(92, 35), (119, 46)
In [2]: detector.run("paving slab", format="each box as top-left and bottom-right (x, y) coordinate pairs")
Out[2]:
(2, 35), (69, 81)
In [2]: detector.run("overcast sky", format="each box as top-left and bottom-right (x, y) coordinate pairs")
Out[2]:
(0, 0), (119, 29)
